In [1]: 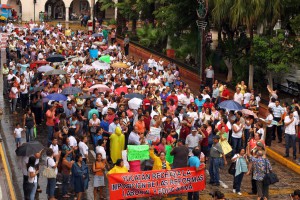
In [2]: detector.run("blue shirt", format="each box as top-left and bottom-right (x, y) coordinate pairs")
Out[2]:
(188, 156), (200, 168)
(195, 99), (205, 112)
(100, 120), (109, 132)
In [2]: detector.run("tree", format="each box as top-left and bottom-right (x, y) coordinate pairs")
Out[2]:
(252, 32), (294, 89)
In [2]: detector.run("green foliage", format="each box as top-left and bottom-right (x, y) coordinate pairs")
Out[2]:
(290, 15), (300, 35)
(107, 18), (117, 26)
(98, 0), (115, 11)
(136, 24), (166, 48)
(252, 33), (292, 74)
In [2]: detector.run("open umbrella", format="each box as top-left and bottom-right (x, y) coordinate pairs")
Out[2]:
(92, 61), (110, 70)
(128, 98), (143, 110)
(111, 62), (129, 69)
(32, 28), (41, 32)
(115, 86), (128, 96)
(61, 87), (82, 95)
(92, 33), (103, 37)
(99, 55), (111, 63)
(89, 84), (110, 93)
(46, 54), (66, 62)
(44, 69), (67, 76)
(77, 94), (91, 99)
(242, 109), (258, 118)
(46, 93), (67, 101)
(30, 86), (45, 94)
(37, 65), (54, 72)
(80, 65), (93, 71)
(30, 60), (49, 69)
(124, 93), (145, 100)
(15, 141), (44, 156)
(218, 100), (243, 111)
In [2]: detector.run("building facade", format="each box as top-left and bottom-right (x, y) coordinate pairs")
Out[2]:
(2, 0), (115, 22)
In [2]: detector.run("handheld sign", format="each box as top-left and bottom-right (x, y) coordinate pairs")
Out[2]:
(127, 145), (149, 161)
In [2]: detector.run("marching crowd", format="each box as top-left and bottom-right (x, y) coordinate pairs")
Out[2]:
(2, 21), (300, 200)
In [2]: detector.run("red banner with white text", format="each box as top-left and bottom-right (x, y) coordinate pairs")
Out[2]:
(108, 167), (206, 199)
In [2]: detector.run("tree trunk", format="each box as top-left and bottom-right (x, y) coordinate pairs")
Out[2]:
(131, 18), (137, 34)
(248, 64), (254, 90)
(267, 71), (274, 90)
(224, 59), (233, 82)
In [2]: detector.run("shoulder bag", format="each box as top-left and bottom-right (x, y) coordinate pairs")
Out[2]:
(43, 158), (57, 179)
(263, 159), (279, 186)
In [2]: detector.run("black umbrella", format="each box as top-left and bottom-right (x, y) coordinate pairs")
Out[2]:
(46, 54), (66, 63)
(61, 87), (82, 95)
(15, 141), (44, 156)
(124, 93), (145, 99)
(30, 86), (44, 94)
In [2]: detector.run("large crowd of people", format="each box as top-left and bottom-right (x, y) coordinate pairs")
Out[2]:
(2, 20), (300, 200)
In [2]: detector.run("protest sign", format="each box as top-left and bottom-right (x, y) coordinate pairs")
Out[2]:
(147, 127), (161, 143)
(165, 145), (174, 164)
(127, 145), (149, 161)
(108, 167), (206, 199)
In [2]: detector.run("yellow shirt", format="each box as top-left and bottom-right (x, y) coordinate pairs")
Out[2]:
(149, 149), (171, 170)
(237, 84), (247, 94)
(107, 165), (128, 174)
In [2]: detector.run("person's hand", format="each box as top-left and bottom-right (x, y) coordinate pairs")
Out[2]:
(246, 171), (250, 176)
(36, 170), (39, 174)
(71, 161), (75, 164)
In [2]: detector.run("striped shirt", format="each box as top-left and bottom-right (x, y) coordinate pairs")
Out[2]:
(272, 105), (284, 118)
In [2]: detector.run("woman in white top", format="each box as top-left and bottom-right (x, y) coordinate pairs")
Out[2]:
(27, 156), (39, 200)
(89, 113), (100, 135)
(79, 135), (89, 163)
(45, 148), (58, 200)
(261, 108), (274, 147)
(232, 119), (244, 156)
(201, 108), (213, 125)
(20, 79), (29, 110)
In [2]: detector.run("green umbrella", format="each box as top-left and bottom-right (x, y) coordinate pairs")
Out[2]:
(99, 55), (111, 63)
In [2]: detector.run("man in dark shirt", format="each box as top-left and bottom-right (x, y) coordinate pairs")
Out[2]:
(170, 139), (189, 168)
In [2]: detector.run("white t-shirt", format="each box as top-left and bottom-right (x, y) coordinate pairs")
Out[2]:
(234, 93), (244, 105)
(95, 146), (107, 159)
(284, 116), (298, 135)
(14, 128), (23, 138)
(79, 141), (89, 158)
(266, 114), (274, 128)
(232, 124), (243, 138)
(69, 135), (77, 147)
(28, 166), (37, 183)
(49, 144), (59, 156)
(257, 128), (265, 140)
(243, 93), (251, 104)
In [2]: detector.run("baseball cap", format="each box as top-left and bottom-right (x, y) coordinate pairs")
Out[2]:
(191, 127), (197, 131)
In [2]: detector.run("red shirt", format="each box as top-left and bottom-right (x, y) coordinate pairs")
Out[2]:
(143, 99), (151, 111)
(107, 114), (116, 124)
(222, 89), (230, 101)
(46, 109), (55, 126)
(201, 130), (208, 147)
(143, 116), (151, 131)
(179, 126), (190, 140)
(203, 102), (214, 110)
(166, 95), (178, 106)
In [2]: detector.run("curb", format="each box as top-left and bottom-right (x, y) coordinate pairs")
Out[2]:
(266, 147), (300, 175)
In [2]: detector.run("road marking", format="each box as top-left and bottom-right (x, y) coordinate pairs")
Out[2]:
(90, 150), (96, 159)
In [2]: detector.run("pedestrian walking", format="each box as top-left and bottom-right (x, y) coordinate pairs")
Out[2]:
(60, 151), (74, 198)
(209, 135), (227, 186)
(124, 34), (130, 56)
(247, 150), (272, 200)
(231, 148), (248, 196)
(27, 156), (38, 200)
(284, 111), (298, 159)
(71, 154), (90, 200)
(93, 153), (106, 200)
(188, 148), (205, 200)
(14, 123), (23, 148)
(45, 148), (58, 200)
